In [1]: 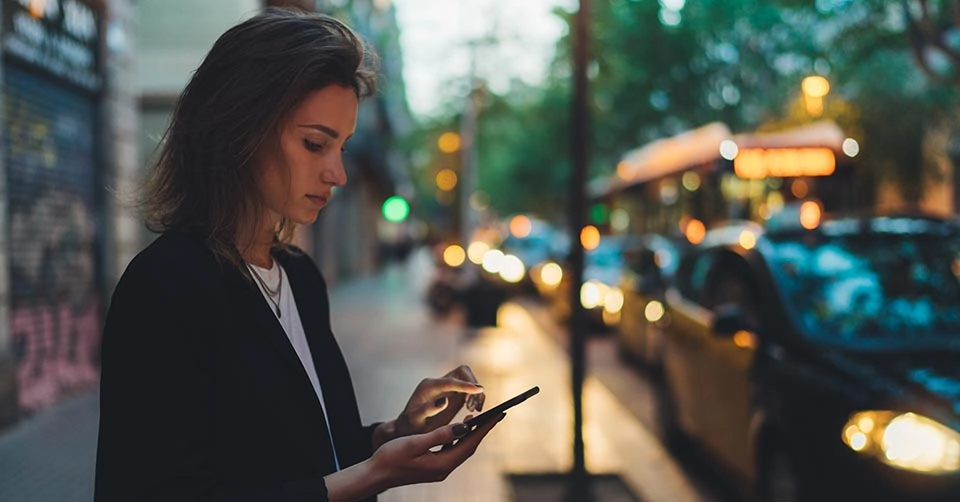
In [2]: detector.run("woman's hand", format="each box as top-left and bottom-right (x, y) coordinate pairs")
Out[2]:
(374, 414), (503, 488)
(327, 416), (504, 502)
(373, 365), (485, 449)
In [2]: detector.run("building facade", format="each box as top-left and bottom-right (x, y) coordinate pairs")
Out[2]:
(0, 0), (138, 428)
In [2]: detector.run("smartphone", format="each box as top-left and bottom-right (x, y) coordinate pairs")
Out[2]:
(464, 386), (540, 430)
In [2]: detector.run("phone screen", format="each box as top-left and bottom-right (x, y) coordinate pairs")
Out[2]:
(464, 386), (539, 430)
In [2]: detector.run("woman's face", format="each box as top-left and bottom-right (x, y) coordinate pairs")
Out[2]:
(257, 85), (358, 227)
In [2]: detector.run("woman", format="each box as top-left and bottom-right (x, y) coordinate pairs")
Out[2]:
(95, 8), (500, 502)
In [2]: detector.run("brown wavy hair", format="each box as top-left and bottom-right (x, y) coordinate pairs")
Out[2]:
(141, 7), (378, 269)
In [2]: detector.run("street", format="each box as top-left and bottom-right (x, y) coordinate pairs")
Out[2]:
(0, 248), (729, 502)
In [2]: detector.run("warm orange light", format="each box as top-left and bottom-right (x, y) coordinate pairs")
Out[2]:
(800, 201), (822, 230)
(617, 161), (632, 180)
(734, 149), (767, 179)
(510, 215), (532, 239)
(685, 219), (706, 245)
(733, 330), (756, 349)
(435, 169), (458, 191)
(792, 179), (809, 199)
(739, 230), (756, 250)
(29, 0), (44, 18)
(438, 132), (461, 153)
(801, 76), (830, 118)
(802, 76), (830, 98)
(443, 245), (466, 267)
(581, 225), (601, 250)
(734, 148), (836, 179)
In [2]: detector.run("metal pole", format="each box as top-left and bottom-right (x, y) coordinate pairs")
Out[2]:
(569, 0), (590, 484)
(459, 79), (481, 248)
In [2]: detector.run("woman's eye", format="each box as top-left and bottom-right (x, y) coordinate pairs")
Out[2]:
(303, 139), (324, 152)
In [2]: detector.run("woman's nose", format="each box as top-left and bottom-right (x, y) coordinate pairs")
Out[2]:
(325, 154), (348, 186)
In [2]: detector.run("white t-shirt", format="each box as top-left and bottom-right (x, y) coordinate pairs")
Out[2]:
(248, 260), (341, 471)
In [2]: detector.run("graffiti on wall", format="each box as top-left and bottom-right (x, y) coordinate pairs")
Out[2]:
(5, 66), (101, 413)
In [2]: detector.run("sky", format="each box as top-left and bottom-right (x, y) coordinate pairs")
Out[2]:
(392, 0), (575, 119)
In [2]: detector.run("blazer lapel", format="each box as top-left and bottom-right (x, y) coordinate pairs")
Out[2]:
(276, 253), (355, 443)
(222, 262), (323, 412)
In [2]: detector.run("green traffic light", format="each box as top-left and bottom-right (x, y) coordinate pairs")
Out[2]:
(382, 196), (410, 223)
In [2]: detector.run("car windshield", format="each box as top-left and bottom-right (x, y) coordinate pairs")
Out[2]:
(587, 239), (623, 268)
(765, 221), (960, 348)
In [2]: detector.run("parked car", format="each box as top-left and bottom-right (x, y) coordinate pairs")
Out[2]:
(658, 214), (960, 501)
(617, 233), (685, 370)
(550, 234), (631, 328)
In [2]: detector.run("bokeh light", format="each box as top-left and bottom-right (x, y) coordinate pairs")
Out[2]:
(436, 169), (458, 191)
(510, 215), (532, 238)
(437, 132), (461, 153)
(443, 245), (466, 267)
(581, 225), (601, 250)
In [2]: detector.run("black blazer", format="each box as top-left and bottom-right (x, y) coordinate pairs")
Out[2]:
(95, 231), (377, 501)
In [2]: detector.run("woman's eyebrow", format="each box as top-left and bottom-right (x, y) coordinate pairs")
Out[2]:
(298, 124), (340, 138)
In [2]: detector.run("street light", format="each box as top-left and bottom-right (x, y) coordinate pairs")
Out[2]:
(437, 132), (461, 154)
(801, 75), (830, 117)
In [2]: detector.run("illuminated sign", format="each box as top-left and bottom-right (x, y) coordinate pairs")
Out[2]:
(3, 0), (102, 91)
(733, 148), (836, 179)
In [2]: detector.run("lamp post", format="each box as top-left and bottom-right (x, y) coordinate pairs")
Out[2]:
(568, 0), (590, 489)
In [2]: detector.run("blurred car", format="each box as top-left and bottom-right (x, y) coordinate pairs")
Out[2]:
(549, 234), (630, 328)
(529, 231), (571, 301)
(616, 234), (685, 370)
(657, 213), (960, 501)
(484, 216), (561, 291)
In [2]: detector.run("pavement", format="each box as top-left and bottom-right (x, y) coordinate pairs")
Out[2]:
(0, 248), (703, 502)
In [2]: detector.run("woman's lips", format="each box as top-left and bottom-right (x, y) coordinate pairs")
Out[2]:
(307, 195), (328, 206)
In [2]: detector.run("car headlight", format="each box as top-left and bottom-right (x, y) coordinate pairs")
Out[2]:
(540, 262), (563, 287)
(580, 281), (607, 309)
(603, 287), (624, 314)
(842, 411), (960, 474)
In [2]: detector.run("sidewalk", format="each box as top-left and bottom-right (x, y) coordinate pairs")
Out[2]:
(0, 248), (701, 502)
(0, 391), (98, 502)
(332, 250), (700, 502)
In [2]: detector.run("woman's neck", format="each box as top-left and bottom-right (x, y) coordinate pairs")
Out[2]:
(239, 221), (278, 269)
(244, 245), (273, 269)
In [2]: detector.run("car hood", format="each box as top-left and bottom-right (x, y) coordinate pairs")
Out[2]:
(584, 265), (621, 287)
(821, 348), (960, 429)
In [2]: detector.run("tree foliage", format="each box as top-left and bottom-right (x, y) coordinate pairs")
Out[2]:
(409, 0), (960, 220)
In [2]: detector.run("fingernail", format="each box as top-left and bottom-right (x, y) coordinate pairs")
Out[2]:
(435, 397), (447, 407)
(453, 423), (469, 437)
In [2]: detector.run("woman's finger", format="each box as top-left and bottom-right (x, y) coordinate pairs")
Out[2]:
(465, 392), (485, 412)
(409, 421), (471, 453)
(420, 377), (484, 396)
(445, 364), (479, 384)
(445, 366), (484, 412)
(441, 412), (505, 463)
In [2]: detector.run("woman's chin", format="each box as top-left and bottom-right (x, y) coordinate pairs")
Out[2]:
(290, 211), (320, 226)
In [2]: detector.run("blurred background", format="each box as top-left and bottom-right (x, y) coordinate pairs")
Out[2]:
(2, 0), (960, 501)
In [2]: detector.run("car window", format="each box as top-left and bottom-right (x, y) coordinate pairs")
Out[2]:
(766, 230), (960, 347)
(675, 250), (717, 307)
(702, 254), (762, 328)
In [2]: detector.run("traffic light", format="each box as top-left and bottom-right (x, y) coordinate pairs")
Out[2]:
(381, 196), (410, 223)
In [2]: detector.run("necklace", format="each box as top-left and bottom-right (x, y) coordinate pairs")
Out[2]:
(249, 262), (283, 318)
